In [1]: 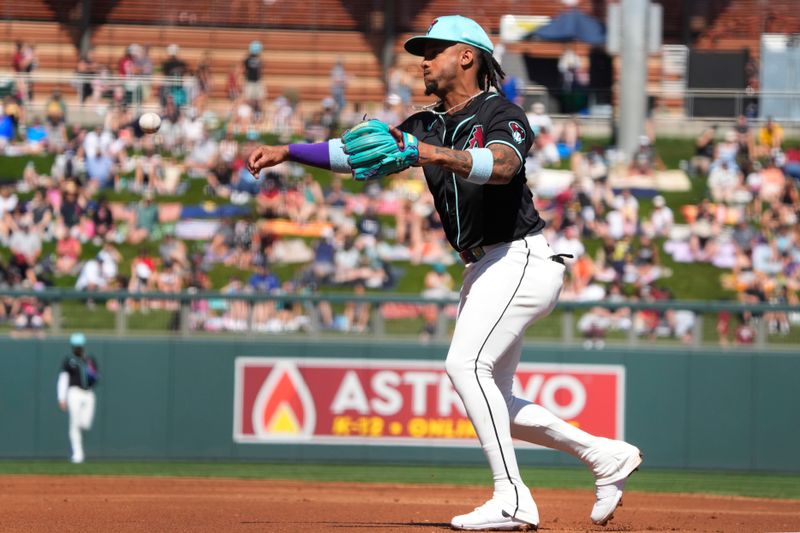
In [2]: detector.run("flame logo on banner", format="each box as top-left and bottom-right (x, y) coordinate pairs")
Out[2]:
(251, 361), (316, 440)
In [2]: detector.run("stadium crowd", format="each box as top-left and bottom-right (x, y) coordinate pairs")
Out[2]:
(0, 41), (798, 345)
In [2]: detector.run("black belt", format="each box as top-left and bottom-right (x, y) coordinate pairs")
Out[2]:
(458, 246), (488, 264)
(458, 231), (546, 265)
(459, 244), (572, 266)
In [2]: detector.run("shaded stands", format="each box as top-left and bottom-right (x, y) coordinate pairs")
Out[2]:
(694, 0), (800, 59)
(3, 0), (372, 30)
(0, 21), (384, 107)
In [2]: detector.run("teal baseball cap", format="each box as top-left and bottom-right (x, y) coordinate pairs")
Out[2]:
(70, 332), (86, 347)
(404, 15), (494, 56)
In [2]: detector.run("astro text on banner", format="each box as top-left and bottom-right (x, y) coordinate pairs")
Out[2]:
(233, 358), (625, 447)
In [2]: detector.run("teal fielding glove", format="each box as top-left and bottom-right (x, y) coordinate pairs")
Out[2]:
(341, 119), (419, 181)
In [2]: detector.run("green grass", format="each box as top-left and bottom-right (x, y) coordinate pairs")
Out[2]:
(1, 461), (798, 500)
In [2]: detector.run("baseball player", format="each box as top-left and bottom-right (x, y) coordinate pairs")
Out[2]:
(248, 15), (642, 530)
(57, 332), (99, 464)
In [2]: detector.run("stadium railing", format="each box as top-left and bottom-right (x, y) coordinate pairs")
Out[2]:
(1, 288), (797, 350)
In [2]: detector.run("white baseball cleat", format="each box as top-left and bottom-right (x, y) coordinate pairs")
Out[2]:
(590, 441), (643, 526)
(451, 499), (538, 531)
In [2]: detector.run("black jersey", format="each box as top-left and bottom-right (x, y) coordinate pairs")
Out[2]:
(398, 92), (544, 252)
(244, 55), (262, 82)
(60, 354), (99, 390)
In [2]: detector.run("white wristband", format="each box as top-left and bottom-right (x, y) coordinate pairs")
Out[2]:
(328, 138), (352, 173)
(466, 148), (493, 184)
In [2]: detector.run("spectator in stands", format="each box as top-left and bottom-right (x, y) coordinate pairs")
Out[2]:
(330, 57), (348, 113)
(184, 131), (219, 178)
(708, 160), (740, 204)
(89, 195), (114, 244)
(118, 44), (138, 79)
(203, 232), (235, 267)
(194, 52), (212, 112)
(127, 191), (159, 245)
(552, 224), (584, 262)
(629, 135), (658, 176)
(11, 295), (49, 336)
(57, 181), (84, 232)
(532, 125), (560, 167)
(387, 61), (413, 108)
(689, 199), (719, 262)
(26, 188), (53, 240)
(577, 282), (631, 349)
(247, 262), (280, 328)
(733, 115), (753, 160)
(75, 52), (100, 103)
(291, 172), (327, 223)
(52, 223), (81, 276)
(757, 116), (784, 157)
(76, 242), (119, 294)
(356, 202), (382, 241)
(243, 41), (265, 114)
(2, 95), (23, 141)
(0, 181), (19, 219)
(127, 247), (157, 312)
(154, 234), (186, 273)
(132, 144), (162, 194)
(526, 102), (552, 136)
(161, 44), (188, 106)
(85, 143), (117, 194)
(691, 124), (717, 177)
(226, 63), (243, 102)
(135, 44), (154, 101)
(8, 215), (42, 286)
(642, 194), (673, 239)
(558, 45), (581, 91)
(154, 259), (184, 310)
(12, 41), (36, 102)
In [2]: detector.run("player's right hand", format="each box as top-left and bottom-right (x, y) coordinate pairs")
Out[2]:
(247, 145), (290, 177)
(59, 401), (66, 411)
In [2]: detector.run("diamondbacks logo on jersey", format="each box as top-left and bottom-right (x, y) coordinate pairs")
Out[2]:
(464, 125), (485, 149)
(509, 121), (526, 144)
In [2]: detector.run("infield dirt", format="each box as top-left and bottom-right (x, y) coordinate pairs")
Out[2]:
(2, 475), (799, 532)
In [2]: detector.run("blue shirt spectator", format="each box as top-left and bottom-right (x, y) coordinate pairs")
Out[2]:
(85, 151), (114, 189)
(249, 265), (280, 293)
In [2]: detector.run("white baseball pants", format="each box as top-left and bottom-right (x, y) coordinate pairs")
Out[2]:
(67, 386), (95, 463)
(446, 234), (606, 516)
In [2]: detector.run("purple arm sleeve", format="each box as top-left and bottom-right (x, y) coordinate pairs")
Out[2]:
(288, 143), (331, 169)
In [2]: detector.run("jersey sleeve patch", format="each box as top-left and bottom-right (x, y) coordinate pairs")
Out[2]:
(508, 121), (527, 145)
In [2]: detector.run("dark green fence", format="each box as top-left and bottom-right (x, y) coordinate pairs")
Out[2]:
(1, 336), (797, 471)
(2, 288), (799, 349)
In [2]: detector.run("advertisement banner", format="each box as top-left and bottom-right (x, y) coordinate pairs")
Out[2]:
(234, 357), (625, 447)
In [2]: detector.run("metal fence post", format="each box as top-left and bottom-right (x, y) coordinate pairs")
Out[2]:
(180, 299), (190, 337)
(628, 313), (638, 346)
(305, 300), (321, 336)
(246, 300), (255, 338)
(692, 312), (703, 348)
(371, 304), (385, 337)
(562, 310), (574, 345)
(51, 300), (62, 335)
(115, 298), (127, 336)
(435, 303), (448, 341)
(756, 316), (767, 349)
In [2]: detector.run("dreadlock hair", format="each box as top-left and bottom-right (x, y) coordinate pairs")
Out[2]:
(476, 50), (506, 95)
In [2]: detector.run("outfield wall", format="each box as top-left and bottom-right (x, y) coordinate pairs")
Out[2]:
(1, 337), (797, 472)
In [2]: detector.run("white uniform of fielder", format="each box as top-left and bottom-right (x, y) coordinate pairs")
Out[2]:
(57, 333), (98, 464)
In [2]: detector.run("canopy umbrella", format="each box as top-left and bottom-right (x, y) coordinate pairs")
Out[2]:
(526, 9), (606, 45)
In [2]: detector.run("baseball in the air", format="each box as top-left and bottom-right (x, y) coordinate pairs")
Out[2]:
(139, 112), (162, 134)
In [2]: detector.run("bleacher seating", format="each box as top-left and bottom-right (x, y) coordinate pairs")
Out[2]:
(2, 0), (798, 116)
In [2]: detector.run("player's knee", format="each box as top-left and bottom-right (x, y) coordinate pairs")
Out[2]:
(444, 355), (472, 385)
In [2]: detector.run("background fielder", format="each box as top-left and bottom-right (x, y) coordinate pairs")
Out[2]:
(57, 332), (99, 464)
(248, 15), (642, 531)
